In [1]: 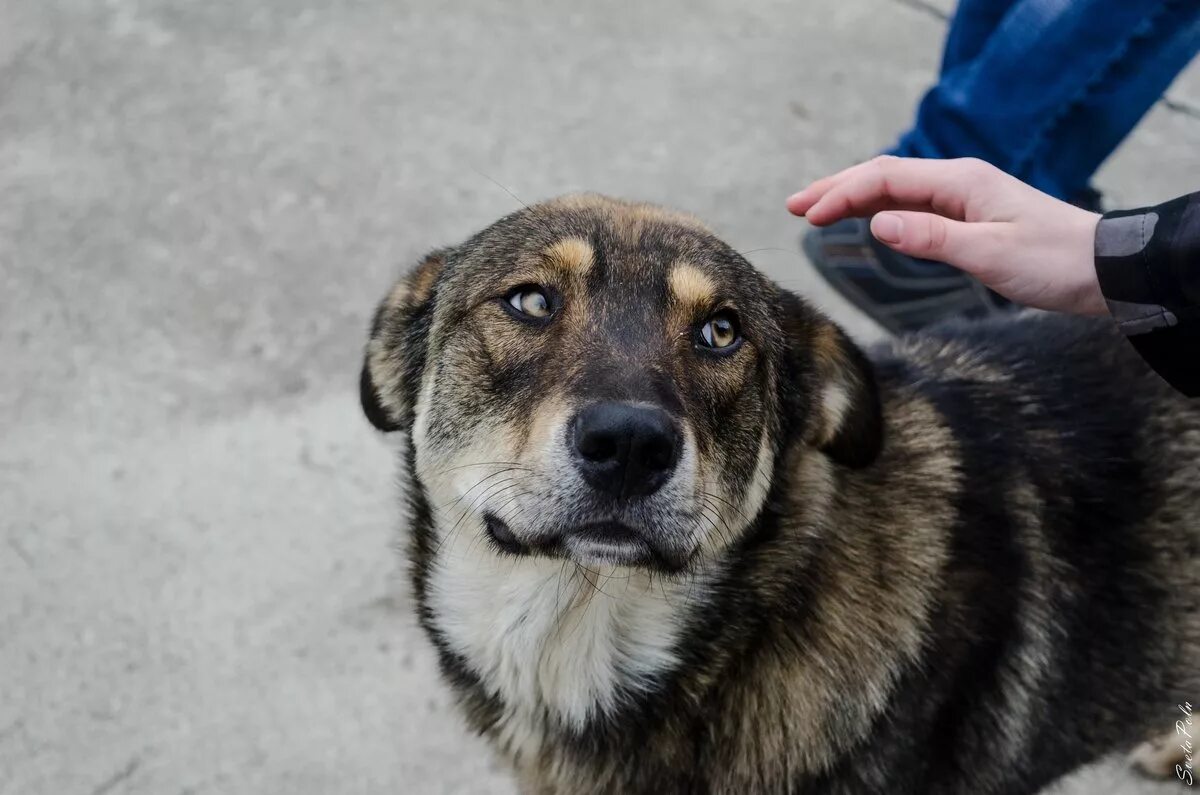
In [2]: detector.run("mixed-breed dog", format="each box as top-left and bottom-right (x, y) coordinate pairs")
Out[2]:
(360, 195), (1198, 793)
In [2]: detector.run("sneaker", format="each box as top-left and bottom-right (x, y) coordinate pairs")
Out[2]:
(802, 218), (1013, 335)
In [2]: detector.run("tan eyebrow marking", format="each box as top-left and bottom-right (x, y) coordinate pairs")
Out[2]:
(543, 237), (595, 276)
(668, 262), (716, 309)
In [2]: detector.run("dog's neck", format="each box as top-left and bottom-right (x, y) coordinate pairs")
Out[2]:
(423, 523), (712, 758)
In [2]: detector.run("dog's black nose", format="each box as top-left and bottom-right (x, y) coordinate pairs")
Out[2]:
(572, 402), (681, 499)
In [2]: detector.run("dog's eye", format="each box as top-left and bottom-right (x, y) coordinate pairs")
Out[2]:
(505, 286), (552, 320)
(698, 311), (741, 351)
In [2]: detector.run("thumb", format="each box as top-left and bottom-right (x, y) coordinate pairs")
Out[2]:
(870, 212), (1000, 276)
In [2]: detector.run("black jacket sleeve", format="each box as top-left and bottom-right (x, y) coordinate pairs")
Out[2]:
(1095, 191), (1200, 397)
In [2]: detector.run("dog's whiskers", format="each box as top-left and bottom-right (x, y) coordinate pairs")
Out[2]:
(441, 460), (533, 473)
(433, 477), (528, 558)
(438, 467), (529, 512)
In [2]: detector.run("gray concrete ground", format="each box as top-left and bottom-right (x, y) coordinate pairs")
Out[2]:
(2, 1), (1197, 793)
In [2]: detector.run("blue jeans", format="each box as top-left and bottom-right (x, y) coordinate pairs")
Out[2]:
(890, 0), (1200, 202)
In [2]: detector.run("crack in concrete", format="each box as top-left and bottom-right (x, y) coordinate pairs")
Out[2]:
(1162, 96), (1200, 121)
(7, 537), (33, 568)
(0, 719), (25, 743)
(91, 757), (142, 795)
(892, 0), (950, 22)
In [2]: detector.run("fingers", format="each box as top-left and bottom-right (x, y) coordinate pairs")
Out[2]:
(785, 172), (844, 216)
(869, 211), (1006, 277)
(786, 158), (886, 217)
(788, 156), (1002, 225)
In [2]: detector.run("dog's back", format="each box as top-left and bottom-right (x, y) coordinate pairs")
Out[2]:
(849, 312), (1200, 793)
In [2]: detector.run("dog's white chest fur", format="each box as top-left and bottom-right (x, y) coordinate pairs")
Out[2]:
(428, 533), (699, 754)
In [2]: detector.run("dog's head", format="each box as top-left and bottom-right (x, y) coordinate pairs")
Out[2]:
(362, 195), (880, 573)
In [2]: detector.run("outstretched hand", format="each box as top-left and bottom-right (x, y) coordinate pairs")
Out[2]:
(788, 156), (1106, 316)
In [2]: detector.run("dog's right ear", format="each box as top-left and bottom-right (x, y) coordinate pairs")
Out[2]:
(360, 249), (448, 433)
(778, 290), (883, 468)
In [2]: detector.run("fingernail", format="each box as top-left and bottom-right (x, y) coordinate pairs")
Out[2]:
(872, 213), (902, 244)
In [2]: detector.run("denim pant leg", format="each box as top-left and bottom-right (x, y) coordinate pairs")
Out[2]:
(890, 0), (1200, 201)
(939, 0), (1020, 73)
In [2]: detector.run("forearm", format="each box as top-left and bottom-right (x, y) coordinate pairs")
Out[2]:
(1095, 192), (1200, 397)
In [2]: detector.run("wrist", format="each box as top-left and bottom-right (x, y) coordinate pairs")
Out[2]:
(1067, 210), (1105, 316)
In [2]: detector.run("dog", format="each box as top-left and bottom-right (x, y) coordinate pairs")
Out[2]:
(360, 194), (1200, 794)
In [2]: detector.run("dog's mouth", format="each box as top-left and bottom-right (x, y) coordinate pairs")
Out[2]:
(483, 513), (690, 572)
(483, 513), (529, 556)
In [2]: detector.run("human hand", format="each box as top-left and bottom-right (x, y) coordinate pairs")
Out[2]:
(787, 157), (1106, 316)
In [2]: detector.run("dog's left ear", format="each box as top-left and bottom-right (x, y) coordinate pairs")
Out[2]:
(360, 249), (448, 433)
(779, 291), (883, 468)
